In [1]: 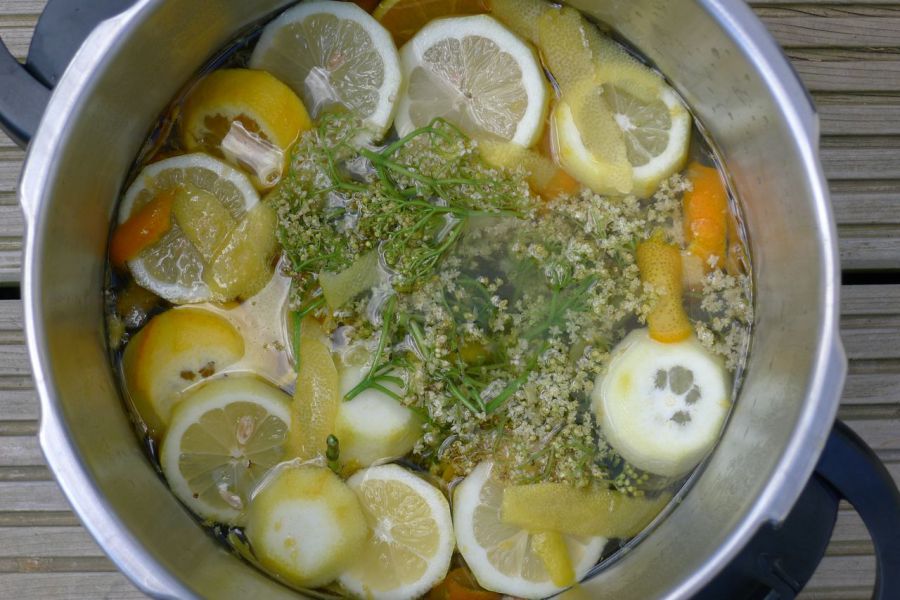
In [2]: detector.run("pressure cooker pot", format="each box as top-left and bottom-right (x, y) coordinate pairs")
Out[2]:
(2, 0), (894, 598)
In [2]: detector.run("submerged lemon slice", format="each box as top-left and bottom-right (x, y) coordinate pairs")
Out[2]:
(180, 68), (312, 189)
(160, 376), (292, 525)
(250, 1), (402, 138)
(453, 462), (606, 599)
(339, 464), (455, 600)
(395, 15), (548, 147)
(118, 153), (259, 304)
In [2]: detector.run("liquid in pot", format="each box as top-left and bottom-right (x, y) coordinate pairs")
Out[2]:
(105, 1), (753, 597)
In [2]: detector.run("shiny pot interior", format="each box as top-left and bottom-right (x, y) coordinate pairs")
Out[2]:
(20, 0), (844, 598)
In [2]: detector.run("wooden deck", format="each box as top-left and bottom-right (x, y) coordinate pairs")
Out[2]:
(1, 1), (898, 598)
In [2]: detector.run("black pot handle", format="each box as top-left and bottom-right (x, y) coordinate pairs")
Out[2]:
(0, 0), (136, 148)
(815, 420), (900, 600)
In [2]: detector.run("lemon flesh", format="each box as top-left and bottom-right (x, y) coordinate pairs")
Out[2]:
(395, 15), (548, 147)
(250, 1), (402, 138)
(592, 329), (731, 477)
(123, 307), (244, 434)
(339, 464), (454, 600)
(160, 376), (291, 525)
(171, 184), (237, 262)
(335, 360), (422, 467)
(246, 465), (367, 589)
(453, 462), (606, 599)
(203, 201), (279, 302)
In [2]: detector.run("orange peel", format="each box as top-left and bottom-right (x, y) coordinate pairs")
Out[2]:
(109, 189), (175, 269)
(683, 162), (728, 271)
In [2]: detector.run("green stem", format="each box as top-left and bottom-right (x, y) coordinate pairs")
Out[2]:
(485, 376), (526, 414)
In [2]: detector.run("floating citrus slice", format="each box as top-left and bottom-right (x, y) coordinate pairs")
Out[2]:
(250, 1), (402, 138)
(122, 307), (244, 434)
(395, 15), (548, 147)
(453, 462), (606, 598)
(374, 0), (487, 46)
(180, 68), (311, 188)
(339, 464), (455, 599)
(116, 153), (259, 304)
(160, 376), (291, 524)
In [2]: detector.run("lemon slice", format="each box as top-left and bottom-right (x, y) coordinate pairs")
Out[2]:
(246, 466), (368, 589)
(180, 68), (312, 189)
(119, 153), (259, 304)
(453, 462), (606, 599)
(122, 307), (245, 434)
(395, 15), (548, 147)
(335, 356), (422, 468)
(339, 464), (454, 600)
(553, 66), (690, 198)
(250, 1), (402, 138)
(599, 63), (692, 197)
(591, 329), (730, 477)
(160, 376), (291, 525)
(553, 99), (631, 196)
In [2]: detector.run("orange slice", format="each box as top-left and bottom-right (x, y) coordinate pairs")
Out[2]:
(374, 0), (488, 46)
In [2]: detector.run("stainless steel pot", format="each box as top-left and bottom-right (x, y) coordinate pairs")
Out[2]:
(2, 0), (852, 598)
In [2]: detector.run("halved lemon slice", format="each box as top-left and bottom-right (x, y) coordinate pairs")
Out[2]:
(554, 69), (690, 198)
(453, 462), (606, 599)
(339, 464), (454, 600)
(160, 376), (291, 525)
(395, 15), (548, 147)
(250, 1), (402, 138)
(598, 62), (691, 197)
(180, 68), (312, 189)
(118, 153), (259, 304)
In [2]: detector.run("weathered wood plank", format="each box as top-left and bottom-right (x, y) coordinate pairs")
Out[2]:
(838, 229), (900, 271)
(762, 14), (900, 48)
(0, 0), (44, 16)
(0, 481), (71, 512)
(830, 509), (872, 556)
(753, 0), (900, 4)
(0, 573), (146, 599)
(814, 94), (900, 136)
(843, 362), (900, 406)
(0, 527), (105, 558)
(0, 25), (33, 60)
(787, 49), (900, 93)
(0, 436), (42, 467)
(842, 315), (900, 361)
(822, 137), (900, 180)
(800, 555), (875, 598)
(830, 180), (900, 226)
(0, 389), (37, 421)
(841, 285), (900, 314)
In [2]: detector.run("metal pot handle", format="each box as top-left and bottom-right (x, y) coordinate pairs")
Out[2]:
(0, 0), (136, 148)
(815, 420), (900, 600)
